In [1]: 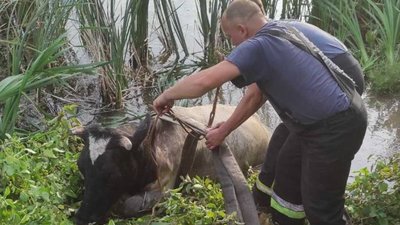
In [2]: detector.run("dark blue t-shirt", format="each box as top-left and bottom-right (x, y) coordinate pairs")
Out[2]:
(226, 21), (349, 124)
(231, 20), (348, 89)
(283, 20), (347, 58)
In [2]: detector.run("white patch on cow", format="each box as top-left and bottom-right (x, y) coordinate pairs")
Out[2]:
(89, 136), (111, 165)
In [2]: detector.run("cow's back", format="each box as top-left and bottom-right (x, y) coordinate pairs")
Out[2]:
(152, 104), (270, 189)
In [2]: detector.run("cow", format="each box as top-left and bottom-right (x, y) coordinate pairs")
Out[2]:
(72, 104), (270, 225)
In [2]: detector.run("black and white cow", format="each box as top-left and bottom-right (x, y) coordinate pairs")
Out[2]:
(72, 104), (270, 225)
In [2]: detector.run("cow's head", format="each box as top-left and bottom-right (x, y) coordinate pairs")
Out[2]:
(72, 115), (157, 225)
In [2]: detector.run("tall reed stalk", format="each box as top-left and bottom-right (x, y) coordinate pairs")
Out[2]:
(77, 0), (146, 108)
(261, 0), (310, 19)
(262, 0), (278, 19)
(196, 0), (225, 65)
(130, 0), (150, 67)
(154, 0), (188, 66)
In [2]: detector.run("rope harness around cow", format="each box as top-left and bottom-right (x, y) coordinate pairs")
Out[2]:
(145, 96), (260, 225)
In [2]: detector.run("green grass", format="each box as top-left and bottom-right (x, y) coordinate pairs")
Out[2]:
(0, 105), (83, 225)
(346, 153), (400, 225)
(364, 0), (400, 66)
(367, 62), (400, 95)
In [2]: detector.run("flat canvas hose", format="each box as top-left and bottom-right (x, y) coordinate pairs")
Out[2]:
(212, 144), (260, 225)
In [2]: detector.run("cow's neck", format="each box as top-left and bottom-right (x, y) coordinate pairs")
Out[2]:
(128, 141), (158, 194)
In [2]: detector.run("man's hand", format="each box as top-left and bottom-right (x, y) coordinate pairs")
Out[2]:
(205, 122), (230, 150)
(153, 93), (174, 115)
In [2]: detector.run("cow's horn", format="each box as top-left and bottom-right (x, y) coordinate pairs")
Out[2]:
(120, 136), (133, 151)
(71, 127), (85, 135)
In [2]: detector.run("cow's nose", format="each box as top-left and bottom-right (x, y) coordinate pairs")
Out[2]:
(74, 216), (88, 225)
(74, 215), (107, 225)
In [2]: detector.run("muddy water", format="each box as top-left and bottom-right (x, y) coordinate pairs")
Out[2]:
(207, 84), (400, 174)
(354, 93), (400, 171)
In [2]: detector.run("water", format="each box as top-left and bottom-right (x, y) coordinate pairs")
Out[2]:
(353, 93), (400, 172)
(221, 87), (400, 174)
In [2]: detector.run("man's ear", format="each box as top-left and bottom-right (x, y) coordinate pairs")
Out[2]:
(238, 24), (248, 37)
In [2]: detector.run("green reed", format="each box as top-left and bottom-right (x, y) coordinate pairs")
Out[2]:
(76, 0), (150, 108)
(315, 0), (376, 70)
(154, 0), (189, 67)
(364, 0), (400, 65)
(130, 0), (150, 66)
(261, 0), (310, 19)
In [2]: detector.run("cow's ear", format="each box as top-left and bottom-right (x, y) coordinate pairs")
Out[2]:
(119, 136), (133, 151)
(131, 114), (152, 150)
(71, 126), (86, 138)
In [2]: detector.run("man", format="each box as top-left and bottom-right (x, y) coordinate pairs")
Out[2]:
(243, 2), (366, 221)
(251, 19), (366, 215)
(231, 2), (366, 223)
(153, 1), (367, 225)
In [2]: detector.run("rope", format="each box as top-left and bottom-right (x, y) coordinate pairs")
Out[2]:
(208, 50), (225, 128)
(208, 86), (221, 128)
(162, 110), (206, 138)
(143, 114), (162, 191)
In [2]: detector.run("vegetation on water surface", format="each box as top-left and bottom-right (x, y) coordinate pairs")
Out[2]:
(0, 105), (83, 225)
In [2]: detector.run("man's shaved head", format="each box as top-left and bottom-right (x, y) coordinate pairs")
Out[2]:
(248, 0), (265, 14)
(223, 0), (264, 25)
(221, 0), (267, 46)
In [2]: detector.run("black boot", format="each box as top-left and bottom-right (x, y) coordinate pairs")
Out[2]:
(252, 183), (272, 214)
(343, 209), (352, 225)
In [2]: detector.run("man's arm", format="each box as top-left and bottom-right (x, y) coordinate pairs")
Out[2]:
(153, 60), (241, 114)
(205, 83), (267, 149)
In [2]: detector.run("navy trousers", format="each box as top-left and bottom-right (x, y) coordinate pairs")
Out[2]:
(253, 51), (367, 224)
(254, 99), (367, 225)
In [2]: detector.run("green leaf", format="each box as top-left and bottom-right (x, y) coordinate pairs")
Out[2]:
(4, 164), (16, 176)
(107, 220), (116, 225)
(378, 182), (388, 192)
(193, 184), (203, 190)
(4, 186), (11, 197)
(206, 211), (215, 218)
(20, 214), (31, 224)
(43, 149), (57, 158)
(19, 192), (30, 202)
(25, 148), (37, 154)
(53, 148), (65, 153)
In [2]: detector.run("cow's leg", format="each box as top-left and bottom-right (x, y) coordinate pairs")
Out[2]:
(114, 190), (164, 218)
